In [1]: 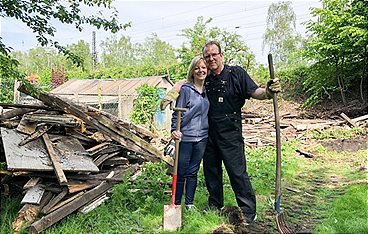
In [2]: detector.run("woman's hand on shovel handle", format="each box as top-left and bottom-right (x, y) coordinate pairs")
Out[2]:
(171, 130), (182, 141)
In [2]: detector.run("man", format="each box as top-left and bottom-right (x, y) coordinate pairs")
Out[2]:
(161, 41), (281, 224)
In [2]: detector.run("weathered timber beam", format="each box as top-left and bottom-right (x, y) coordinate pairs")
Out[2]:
(23, 113), (80, 127)
(86, 108), (163, 159)
(41, 187), (68, 214)
(87, 105), (157, 139)
(0, 103), (55, 110)
(42, 133), (68, 185)
(0, 108), (34, 119)
(19, 125), (51, 146)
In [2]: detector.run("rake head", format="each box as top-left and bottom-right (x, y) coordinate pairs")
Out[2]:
(275, 211), (295, 234)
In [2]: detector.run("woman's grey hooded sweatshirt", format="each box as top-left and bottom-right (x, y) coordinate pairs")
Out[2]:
(171, 82), (209, 142)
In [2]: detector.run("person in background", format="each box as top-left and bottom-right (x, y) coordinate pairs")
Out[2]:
(161, 41), (281, 224)
(170, 55), (210, 210)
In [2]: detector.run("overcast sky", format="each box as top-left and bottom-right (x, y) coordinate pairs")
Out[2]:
(0, 0), (321, 64)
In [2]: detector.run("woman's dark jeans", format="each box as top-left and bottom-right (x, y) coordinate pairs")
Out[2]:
(174, 138), (208, 205)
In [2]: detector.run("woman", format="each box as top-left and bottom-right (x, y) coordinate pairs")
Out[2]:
(171, 56), (209, 210)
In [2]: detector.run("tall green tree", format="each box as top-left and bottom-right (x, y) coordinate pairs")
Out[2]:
(304, 0), (368, 106)
(99, 35), (177, 78)
(137, 34), (178, 77)
(262, 1), (304, 69)
(66, 40), (93, 71)
(100, 35), (137, 68)
(176, 16), (256, 82)
(0, 0), (130, 102)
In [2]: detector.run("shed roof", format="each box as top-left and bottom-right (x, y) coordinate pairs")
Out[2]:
(51, 75), (173, 97)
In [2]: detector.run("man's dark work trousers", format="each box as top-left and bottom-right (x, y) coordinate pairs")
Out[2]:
(203, 113), (256, 222)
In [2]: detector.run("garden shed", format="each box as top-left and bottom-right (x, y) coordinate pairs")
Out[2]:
(50, 75), (174, 131)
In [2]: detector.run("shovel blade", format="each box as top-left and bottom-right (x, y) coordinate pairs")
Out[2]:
(163, 204), (182, 231)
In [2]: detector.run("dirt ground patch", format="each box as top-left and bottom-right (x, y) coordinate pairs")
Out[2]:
(320, 135), (368, 152)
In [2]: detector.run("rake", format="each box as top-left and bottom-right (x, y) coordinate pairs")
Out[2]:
(268, 54), (295, 234)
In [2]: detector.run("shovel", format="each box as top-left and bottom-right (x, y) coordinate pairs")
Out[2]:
(268, 54), (295, 234)
(163, 107), (186, 231)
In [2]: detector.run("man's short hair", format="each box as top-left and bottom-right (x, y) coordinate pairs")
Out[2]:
(202, 41), (222, 54)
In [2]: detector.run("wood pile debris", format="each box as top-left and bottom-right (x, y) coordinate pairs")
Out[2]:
(241, 111), (368, 151)
(0, 84), (172, 233)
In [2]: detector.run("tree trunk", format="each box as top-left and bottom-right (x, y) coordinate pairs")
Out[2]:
(336, 55), (346, 106)
(361, 45), (367, 104)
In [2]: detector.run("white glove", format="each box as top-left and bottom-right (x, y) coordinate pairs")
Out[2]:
(164, 139), (175, 159)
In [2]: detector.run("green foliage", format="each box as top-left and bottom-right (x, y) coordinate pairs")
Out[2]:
(130, 84), (162, 130)
(65, 40), (93, 71)
(0, 0), (130, 98)
(0, 52), (25, 103)
(304, 0), (368, 105)
(176, 16), (257, 82)
(0, 196), (23, 234)
(278, 65), (309, 100)
(250, 64), (269, 85)
(97, 35), (178, 81)
(307, 127), (367, 140)
(100, 35), (137, 68)
(111, 162), (170, 212)
(0, 162), (6, 170)
(0, 0), (129, 63)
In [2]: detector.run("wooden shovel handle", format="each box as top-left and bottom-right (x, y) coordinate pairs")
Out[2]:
(268, 54), (282, 211)
(170, 107), (186, 205)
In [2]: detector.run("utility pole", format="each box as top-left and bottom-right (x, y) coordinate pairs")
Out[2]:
(92, 31), (97, 70)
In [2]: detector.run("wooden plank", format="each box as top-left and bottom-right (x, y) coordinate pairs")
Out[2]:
(19, 125), (51, 146)
(340, 113), (357, 127)
(1, 127), (99, 172)
(47, 191), (85, 214)
(29, 165), (138, 233)
(16, 115), (38, 135)
(20, 171), (125, 182)
(103, 157), (129, 166)
(89, 143), (124, 157)
(296, 149), (315, 158)
(86, 109), (162, 159)
(23, 177), (41, 190)
(13, 204), (40, 233)
(86, 142), (110, 154)
(21, 184), (45, 205)
(42, 133), (68, 185)
(94, 151), (121, 167)
(352, 114), (368, 122)
(67, 180), (99, 194)
(41, 187), (68, 214)
(87, 105), (157, 139)
(0, 103), (53, 110)
(78, 193), (110, 214)
(0, 107), (34, 119)
(23, 113), (80, 127)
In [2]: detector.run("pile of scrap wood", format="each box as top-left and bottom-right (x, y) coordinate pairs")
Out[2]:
(241, 111), (368, 149)
(0, 84), (172, 233)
